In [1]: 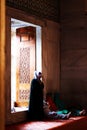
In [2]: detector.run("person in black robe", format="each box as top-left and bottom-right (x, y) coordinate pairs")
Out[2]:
(28, 71), (44, 121)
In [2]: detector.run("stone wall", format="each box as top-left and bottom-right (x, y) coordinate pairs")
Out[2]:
(60, 0), (87, 109)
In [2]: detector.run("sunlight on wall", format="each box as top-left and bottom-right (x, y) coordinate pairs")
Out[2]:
(36, 26), (42, 72)
(11, 29), (18, 109)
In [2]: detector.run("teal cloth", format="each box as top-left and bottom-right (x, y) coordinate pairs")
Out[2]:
(56, 109), (68, 114)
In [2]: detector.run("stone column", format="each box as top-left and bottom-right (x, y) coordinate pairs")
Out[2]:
(0, 0), (5, 129)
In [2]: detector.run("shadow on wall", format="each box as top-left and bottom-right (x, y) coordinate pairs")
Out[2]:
(61, 79), (87, 109)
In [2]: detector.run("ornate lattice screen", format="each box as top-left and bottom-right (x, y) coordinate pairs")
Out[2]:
(19, 89), (29, 102)
(16, 47), (31, 105)
(19, 47), (30, 84)
(18, 47), (30, 103)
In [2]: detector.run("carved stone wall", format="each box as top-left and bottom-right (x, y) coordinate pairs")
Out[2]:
(6, 0), (60, 22)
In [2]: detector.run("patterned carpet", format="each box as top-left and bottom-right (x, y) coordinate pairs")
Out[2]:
(6, 116), (87, 130)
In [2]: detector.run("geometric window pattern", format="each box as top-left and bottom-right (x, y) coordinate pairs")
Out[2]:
(19, 47), (30, 83)
(19, 89), (29, 101)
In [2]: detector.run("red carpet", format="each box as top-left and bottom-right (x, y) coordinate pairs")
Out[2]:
(6, 116), (87, 130)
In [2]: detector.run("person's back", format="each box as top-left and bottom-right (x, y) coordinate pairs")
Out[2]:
(43, 100), (51, 115)
(28, 71), (44, 121)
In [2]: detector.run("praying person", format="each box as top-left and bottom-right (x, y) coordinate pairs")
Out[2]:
(28, 71), (44, 121)
(43, 100), (71, 120)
